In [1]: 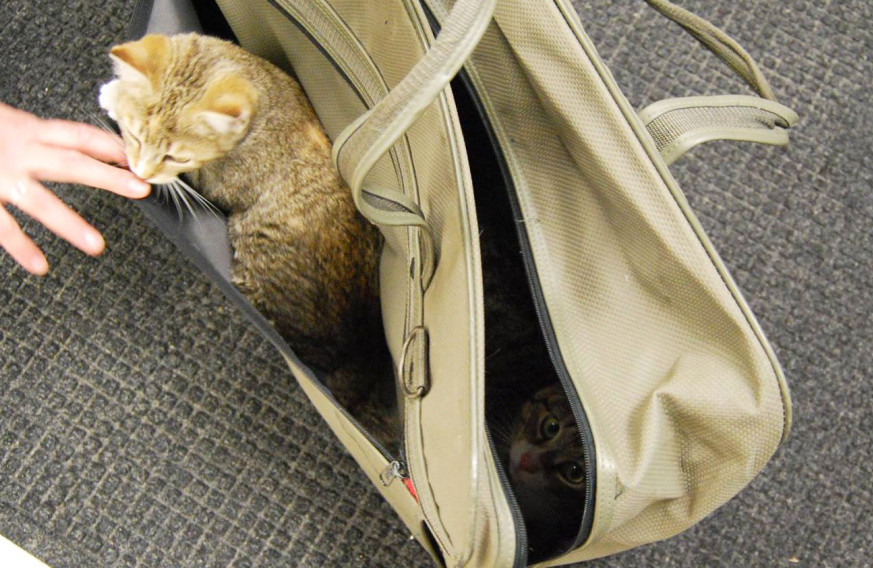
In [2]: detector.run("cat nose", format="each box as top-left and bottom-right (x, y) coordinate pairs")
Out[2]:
(131, 158), (158, 181)
(519, 452), (539, 473)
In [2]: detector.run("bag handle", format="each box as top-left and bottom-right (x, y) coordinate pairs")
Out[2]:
(332, 0), (794, 221)
(331, 0), (497, 228)
(639, 95), (798, 166)
(638, 0), (797, 163)
(642, 0), (776, 100)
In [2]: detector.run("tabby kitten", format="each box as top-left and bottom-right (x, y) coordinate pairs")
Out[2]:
(499, 385), (586, 560)
(99, 33), (397, 444)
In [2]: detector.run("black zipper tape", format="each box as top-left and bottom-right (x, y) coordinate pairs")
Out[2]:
(418, 0), (598, 561)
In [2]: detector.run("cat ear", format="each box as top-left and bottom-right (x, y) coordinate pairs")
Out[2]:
(109, 34), (171, 86)
(195, 75), (258, 136)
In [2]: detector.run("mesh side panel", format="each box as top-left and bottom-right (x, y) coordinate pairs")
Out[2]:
(646, 105), (785, 152)
(363, 191), (417, 213)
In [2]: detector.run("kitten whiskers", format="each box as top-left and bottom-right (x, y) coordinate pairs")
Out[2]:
(155, 177), (223, 229)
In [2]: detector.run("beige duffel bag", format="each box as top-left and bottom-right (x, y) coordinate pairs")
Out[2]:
(133, 0), (795, 565)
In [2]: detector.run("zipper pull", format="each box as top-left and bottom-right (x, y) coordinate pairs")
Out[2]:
(380, 461), (418, 501)
(380, 461), (405, 486)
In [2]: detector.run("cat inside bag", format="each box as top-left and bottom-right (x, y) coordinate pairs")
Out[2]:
(99, 33), (402, 452)
(100, 32), (587, 564)
(450, 75), (589, 561)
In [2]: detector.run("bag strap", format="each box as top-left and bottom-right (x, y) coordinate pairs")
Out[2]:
(643, 0), (775, 100)
(638, 0), (798, 163)
(331, 0), (496, 228)
(332, 0), (796, 217)
(639, 95), (798, 166)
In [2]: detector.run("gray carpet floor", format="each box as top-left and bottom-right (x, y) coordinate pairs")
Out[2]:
(0, 0), (870, 566)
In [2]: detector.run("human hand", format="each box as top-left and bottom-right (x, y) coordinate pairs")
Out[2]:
(0, 101), (150, 275)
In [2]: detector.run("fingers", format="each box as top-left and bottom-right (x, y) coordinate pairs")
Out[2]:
(28, 146), (150, 199)
(38, 118), (129, 166)
(0, 205), (49, 275)
(3, 178), (105, 257)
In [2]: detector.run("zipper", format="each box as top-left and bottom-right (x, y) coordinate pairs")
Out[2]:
(266, 0), (420, 208)
(418, 0), (597, 555)
(133, 0), (412, 511)
(516, 233), (597, 553)
(223, 283), (401, 465)
(138, 185), (402, 468)
(454, 64), (597, 553)
(266, 0), (371, 107)
(485, 425), (528, 568)
(241, 0), (420, 470)
(380, 460), (419, 501)
(413, 4), (531, 567)
(380, 460), (406, 486)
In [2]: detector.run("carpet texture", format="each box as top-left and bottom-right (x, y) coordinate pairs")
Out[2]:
(0, 0), (869, 567)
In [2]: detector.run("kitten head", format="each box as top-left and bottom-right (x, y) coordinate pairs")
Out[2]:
(507, 384), (586, 556)
(99, 34), (258, 184)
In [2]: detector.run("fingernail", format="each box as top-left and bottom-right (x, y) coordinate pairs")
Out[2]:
(30, 256), (49, 275)
(129, 179), (151, 197)
(85, 231), (105, 254)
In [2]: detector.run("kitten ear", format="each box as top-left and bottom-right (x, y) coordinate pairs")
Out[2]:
(109, 34), (171, 86)
(195, 74), (258, 136)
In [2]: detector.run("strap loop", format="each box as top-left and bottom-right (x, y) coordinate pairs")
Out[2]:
(400, 326), (430, 398)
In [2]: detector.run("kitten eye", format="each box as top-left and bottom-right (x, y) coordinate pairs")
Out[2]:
(539, 414), (560, 440)
(124, 132), (141, 149)
(559, 461), (585, 485)
(163, 155), (191, 165)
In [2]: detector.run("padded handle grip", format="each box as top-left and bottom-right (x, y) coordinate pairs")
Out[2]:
(640, 95), (798, 165)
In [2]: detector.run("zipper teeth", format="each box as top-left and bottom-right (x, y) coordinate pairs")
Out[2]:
(416, 8), (531, 566)
(267, 0), (375, 107)
(417, 1), (589, 561)
(141, 193), (399, 464)
(253, 0), (417, 469)
(485, 424), (529, 568)
(265, 0), (417, 195)
(449, 63), (597, 554)
(298, 363), (397, 462)
(240, 304), (398, 463)
(517, 244), (597, 552)
(495, 114), (596, 553)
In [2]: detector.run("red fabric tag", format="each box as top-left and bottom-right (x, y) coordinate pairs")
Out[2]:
(403, 478), (418, 501)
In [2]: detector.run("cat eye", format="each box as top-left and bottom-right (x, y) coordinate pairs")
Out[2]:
(559, 461), (585, 485)
(125, 132), (142, 149)
(163, 155), (192, 165)
(539, 414), (561, 440)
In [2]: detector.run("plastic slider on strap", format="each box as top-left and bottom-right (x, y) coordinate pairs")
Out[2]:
(400, 326), (430, 398)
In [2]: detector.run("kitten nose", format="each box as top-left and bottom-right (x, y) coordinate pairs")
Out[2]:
(131, 159), (157, 181)
(519, 452), (539, 473)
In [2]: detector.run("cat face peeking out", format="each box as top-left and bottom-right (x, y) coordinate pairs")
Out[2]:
(506, 384), (586, 557)
(99, 34), (258, 184)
